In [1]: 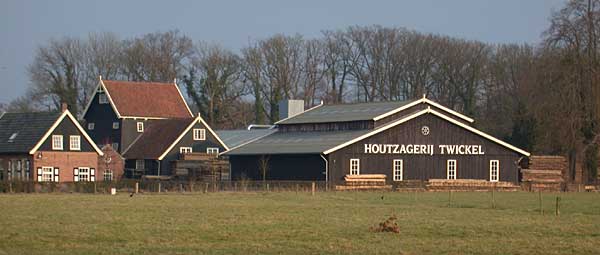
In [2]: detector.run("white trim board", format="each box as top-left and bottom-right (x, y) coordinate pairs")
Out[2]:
(157, 115), (229, 160)
(29, 110), (104, 156)
(372, 97), (474, 123)
(274, 101), (323, 125)
(323, 108), (530, 156)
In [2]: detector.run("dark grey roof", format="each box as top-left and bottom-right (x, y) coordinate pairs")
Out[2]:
(216, 129), (277, 148)
(277, 100), (415, 124)
(0, 112), (61, 153)
(224, 129), (370, 155)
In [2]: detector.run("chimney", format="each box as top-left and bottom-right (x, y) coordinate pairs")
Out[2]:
(278, 100), (305, 120)
(61, 102), (68, 113)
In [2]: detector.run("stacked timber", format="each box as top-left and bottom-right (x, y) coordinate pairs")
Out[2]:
(394, 180), (427, 192)
(521, 156), (566, 192)
(426, 179), (520, 192)
(335, 174), (392, 191)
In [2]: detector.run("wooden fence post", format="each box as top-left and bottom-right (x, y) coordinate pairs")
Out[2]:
(491, 185), (496, 209)
(135, 182), (139, 194)
(157, 182), (161, 193)
(204, 183), (209, 193)
(311, 182), (315, 196)
(266, 183), (270, 192)
(555, 196), (560, 216)
(539, 190), (543, 215)
(180, 183), (184, 193)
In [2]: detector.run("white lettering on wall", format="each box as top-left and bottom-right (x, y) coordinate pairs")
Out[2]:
(363, 144), (485, 155)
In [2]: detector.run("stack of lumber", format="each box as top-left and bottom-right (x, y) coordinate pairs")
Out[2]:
(426, 179), (520, 192)
(335, 174), (392, 191)
(521, 156), (566, 192)
(394, 180), (427, 192)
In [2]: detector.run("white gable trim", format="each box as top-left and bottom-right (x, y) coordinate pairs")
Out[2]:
(173, 79), (194, 118)
(157, 116), (229, 160)
(100, 79), (123, 119)
(220, 131), (276, 156)
(29, 110), (104, 156)
(324, 108), (529, 156)
(372, 98), (474, 123)
(81, 79), (122, 119)
(274, 101), (323, 125)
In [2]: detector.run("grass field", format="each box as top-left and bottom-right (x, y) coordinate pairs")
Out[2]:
(0, 191), (599, 254)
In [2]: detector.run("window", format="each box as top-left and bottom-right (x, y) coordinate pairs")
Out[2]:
(41, 167), (54, 182)
(111, 143), (119, 151)
(76, 167), (90, 182)
(87, 123), (95, 130)
(25, 160), (30, 180)
(137, 122), (144, 132)
(490, 160), (499, 182)
(104, 170), (113, 182)
(69, 136), (81, 151)
(193, 129), (206, 140)
(350, 159), (360, 175)
(7, 132), (18, 142)
(206, 147), (219, 154)
(112, 122), (119, 129)
(393, 159), (403, 181)
(52, 135), (63, 150)
(98, 93), (108, 104)
(136, 160), (145, 170)
(447, 160), (457, 180)
(180, 147), (193, 154)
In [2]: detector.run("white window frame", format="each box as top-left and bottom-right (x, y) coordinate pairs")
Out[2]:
(193, 128), (206, 141)
(136, 160), (145, 170)
(206, 147), (219, 154)
(87, 123), (95, 130)
(41, 167), (54, 182)
(69, 135), (81, 151)
(490, 160), (499, 182)
(112, 122), (120, 129)
(52, 135), (63, 150)
(77, 167), (90, 182)
(180, 147), (193, 154)
(137, 122), (144, 132)
(393, 159), (403, 181)
(103, 170), (113, 182)
(98, 93), (108, 104)
(447, 159), (457, 180)
(350, 158), (360, 175)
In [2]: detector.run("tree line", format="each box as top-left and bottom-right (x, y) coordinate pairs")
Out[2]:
(3, 0), (599, 182)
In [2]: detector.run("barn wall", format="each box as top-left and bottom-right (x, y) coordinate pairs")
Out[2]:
(328, 113), (522, 185)
(230, 154), (325, 181)
(83, 92), (120, 149)
(39, 116), (96, 153)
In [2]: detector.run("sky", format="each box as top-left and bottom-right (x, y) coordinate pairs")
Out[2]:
(0, 0), (566, 105)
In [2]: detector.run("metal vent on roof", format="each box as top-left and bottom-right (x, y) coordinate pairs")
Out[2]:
(7, 132), (18, 143)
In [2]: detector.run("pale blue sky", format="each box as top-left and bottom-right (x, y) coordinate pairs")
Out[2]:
(0, 0), (565, 104)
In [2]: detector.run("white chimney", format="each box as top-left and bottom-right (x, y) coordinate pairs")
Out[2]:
(278, 100), (305, 120)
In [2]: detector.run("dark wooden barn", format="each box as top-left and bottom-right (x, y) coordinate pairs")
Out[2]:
(224, 97), (530, 187)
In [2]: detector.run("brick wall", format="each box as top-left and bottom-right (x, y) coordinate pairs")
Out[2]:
(32, 151), (98, 182)
(97, 145), (125, 181)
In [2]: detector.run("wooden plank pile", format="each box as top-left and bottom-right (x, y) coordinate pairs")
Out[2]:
(335, 174), (392, 191)
(426, 179), (520, 192)
(394, 180), (427, 192)
(521, 156), (566, 192)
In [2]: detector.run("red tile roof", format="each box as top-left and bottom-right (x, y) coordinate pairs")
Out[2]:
(122, 118), (195, 159)
(102, 80), (192, 118)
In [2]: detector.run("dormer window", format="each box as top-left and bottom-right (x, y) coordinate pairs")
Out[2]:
(112, 122), (119, 129)
(7, 133), (18, 143)
(137, 122), (144, 132)
(98, 93), (108, 104)
(87, 123), (95, 130)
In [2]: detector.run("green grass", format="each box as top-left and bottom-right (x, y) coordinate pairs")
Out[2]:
(0, 191), (599, 254)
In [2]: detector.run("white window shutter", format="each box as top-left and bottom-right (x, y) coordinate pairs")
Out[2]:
(90, 168), (95, 176)
(37, 168), (42, 175)
(54, 168), (59, 182)
(54, 176), (59, 182)
(90, 176), (95, 182)
(37, 175), (42, 182)
(74, 168), (79, 176)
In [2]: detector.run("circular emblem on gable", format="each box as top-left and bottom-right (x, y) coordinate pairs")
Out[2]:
(421, 126), (430, 136)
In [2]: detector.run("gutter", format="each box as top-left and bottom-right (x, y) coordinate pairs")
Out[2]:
(320, 154), (328, 184)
